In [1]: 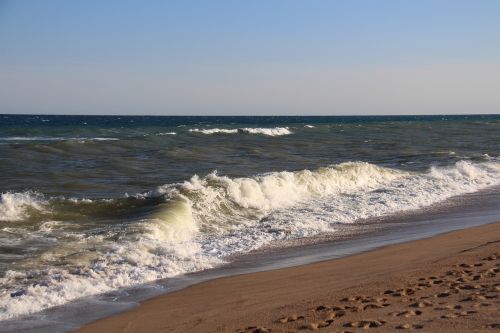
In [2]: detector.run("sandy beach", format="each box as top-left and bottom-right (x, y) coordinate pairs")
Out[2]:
(76, 221), (500, 333)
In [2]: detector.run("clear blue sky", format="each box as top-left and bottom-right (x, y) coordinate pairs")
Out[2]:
(1, 0), (499, 115)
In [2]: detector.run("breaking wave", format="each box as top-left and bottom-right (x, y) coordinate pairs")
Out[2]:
(0, 192), (47, 222)
(1, 160), (500, 319)
(188, 127), (292, 136)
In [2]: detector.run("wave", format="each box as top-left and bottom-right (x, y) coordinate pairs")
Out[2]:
(188, 127), (292, 136)
(1, 160), (500, 319)
(146, 160), (500, 238)
(189, 128), (238, 134)
(156, 132), (177, 136)
(241, 127), (292, 136)
(167, 162), (404, 220)
(0, 192), (47, 222)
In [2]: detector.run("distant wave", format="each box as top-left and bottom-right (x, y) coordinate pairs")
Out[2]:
(1, 159), (500, 319)
(156, 132), (177, 136)
(189, 128), (238, 134)
(189, 127), (292, 136)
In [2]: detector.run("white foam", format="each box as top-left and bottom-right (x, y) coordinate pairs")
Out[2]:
(189, 127), (292, 136)
(2, 160), (500, 320)
(156, 132), (177, 136)
(240, 127), (292, 136)
(189, 128), (238, 134)
(91, 137), (120, 141)
(0, 192), (47, 222)
(173, 162), (403, 217)
(304, 124), (315, 128)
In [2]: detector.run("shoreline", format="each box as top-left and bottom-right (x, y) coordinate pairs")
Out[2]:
(77, 221), (500, 333)
(3, 188), (499, 333)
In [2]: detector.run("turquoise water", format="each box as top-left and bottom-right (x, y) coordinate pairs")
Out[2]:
(0, 114), (499, 319)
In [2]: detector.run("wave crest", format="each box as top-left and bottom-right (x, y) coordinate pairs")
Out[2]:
(0, 191), (47, 222)
(182, 162), (402, 212)
(188, 127), (292, 136)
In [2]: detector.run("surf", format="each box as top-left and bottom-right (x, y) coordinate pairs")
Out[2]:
(1, 159), (500, 319)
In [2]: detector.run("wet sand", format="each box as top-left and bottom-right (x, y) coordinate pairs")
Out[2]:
(77, 222), (500, 333)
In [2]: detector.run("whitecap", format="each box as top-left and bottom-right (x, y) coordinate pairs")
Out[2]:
(0, 191), (47, 222)
(188, 127), (292, 136)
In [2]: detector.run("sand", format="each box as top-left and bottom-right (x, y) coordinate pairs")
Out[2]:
(76, 222), (500, 333)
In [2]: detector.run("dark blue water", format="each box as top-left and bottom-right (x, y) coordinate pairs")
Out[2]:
(1, 114), (499, 197)
(2, 114), (497, 127)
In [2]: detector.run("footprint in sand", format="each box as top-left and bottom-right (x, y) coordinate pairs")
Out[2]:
(363, 303), (385, 310)
(471, 274), (484, 281)
(315, 305), (330, 311)
(278, 314), (304, 323)
(390, 310), (422, 317)
(253, 328), (271, 333)
(330, 310), (347, 318)
(473, 302), (492, 308)
(434, 305), (453, 310)
(409, 300), (433, 308)
(323, 312), (337, 321)
(459, 263), (473, 268)
(417, 282), (432, 288)
(435, 304), (464, 311)
(460, 296), (478, 302)
(457, 310), (478, 316)
(304, 322), (318, 330)
(440, 313), (457, 319)
(483, 255), (497, 261)
(300, 320), (334, 331)
(343, 320), (386, 329)
(459, 284), (482, 290)
(485, 268), (498, 277)
(395, 323), (424, 330)
(386, 288), (415, 297)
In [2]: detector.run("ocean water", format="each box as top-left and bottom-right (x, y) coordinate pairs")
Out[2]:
(0, 114), (499, 321)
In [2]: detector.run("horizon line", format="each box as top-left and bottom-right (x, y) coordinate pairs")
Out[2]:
(1, 113), (499, 117)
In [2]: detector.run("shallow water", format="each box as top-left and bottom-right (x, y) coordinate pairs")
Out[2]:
(0, 114), (499, 321)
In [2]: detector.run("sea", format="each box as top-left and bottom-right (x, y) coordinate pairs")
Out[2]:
(0, 114), (499, 331)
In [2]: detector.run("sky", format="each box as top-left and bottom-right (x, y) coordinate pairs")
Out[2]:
(0, 0), (499, 115)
